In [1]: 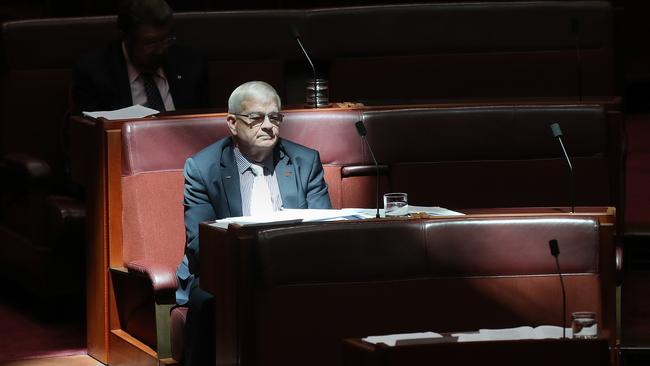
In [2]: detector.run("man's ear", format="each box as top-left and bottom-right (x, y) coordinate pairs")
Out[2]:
(226, 114), (238, 135)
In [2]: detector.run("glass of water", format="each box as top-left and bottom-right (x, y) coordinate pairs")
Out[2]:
(571, 311), (598, 339)
(384, 193), (408, 217)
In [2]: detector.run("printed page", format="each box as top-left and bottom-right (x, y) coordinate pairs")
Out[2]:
(478, 326), (535, 340)
(408, 205), (465, 216)
(533, 325), (573, 339)
(82, 104), (159, 120)
(363, 332), (443, 346)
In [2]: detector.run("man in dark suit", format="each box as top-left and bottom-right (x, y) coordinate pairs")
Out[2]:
(71, 0), (208, 114)
(177, 80), (331, 366)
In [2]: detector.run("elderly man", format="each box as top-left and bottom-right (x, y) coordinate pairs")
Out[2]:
(177, 81), (331, 366)
(72, 0), (208, 113)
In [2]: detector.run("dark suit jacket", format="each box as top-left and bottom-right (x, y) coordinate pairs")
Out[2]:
(71, 40), (209, 114)
(176, 137), (332, 304)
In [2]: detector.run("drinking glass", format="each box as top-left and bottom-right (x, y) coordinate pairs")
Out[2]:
(384, 193), (408, 217)
(571, 311), (598, 339)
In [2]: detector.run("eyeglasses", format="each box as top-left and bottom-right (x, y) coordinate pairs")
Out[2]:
(234, 112), (284, 127)
(141, 35), (177, 51)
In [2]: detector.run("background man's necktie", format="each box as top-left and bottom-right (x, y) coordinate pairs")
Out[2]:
(140, 72), (166, 112)
(250, 164), (273, 216)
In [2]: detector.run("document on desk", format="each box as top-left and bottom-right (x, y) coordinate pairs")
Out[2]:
(408, 205), (464, 216)
(452, 326), (572, 342)
(363, 332), (443, 346)
(82, 104), (159, 120)
(209, 208), (373, 229)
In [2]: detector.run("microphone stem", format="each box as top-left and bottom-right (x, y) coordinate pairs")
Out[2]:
(362, 135), (381, 218)
(295, 37), (318, 108)
(557, 137), (575, 213)
(554, 256), (567, 338)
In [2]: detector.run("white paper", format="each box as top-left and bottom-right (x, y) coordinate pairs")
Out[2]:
(208, 208), (372, 229)
(363, 332), (443, 346)
(82, 104), (159, 120)
(452, 325), (572, 342)
(408, 205), (465, 216)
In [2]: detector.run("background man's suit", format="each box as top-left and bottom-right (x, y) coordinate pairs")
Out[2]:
(72, 40), (209, 113)
(176, 136), (332, 305)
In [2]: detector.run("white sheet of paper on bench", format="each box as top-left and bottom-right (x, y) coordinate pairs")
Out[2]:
(82, 104), (159, 120)
(363, 332), (443, 346)
(408, 205), (465, 216)
(208, 208), (372, 229)
(452, 326), (573, 342)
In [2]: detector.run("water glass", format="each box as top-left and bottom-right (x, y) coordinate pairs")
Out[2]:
(571, 311), (598, 339)
(384, 193), (408, 217)
(305, 79), (331, 108)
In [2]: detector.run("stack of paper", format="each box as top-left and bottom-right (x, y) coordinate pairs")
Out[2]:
(82, 104), (159, 120)
(363, 332), (443, 346)
(452, 326), (573, 342)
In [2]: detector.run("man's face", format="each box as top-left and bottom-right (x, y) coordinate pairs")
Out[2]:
(227, 97), (281, 159)
(125, 23), (173, 72)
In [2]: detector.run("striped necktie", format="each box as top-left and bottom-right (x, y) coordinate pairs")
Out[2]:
(140, 72), (166, 112)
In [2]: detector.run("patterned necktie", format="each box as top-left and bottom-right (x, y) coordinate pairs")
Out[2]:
(250, 164), (273, 216)
(140, 72), (166, 112)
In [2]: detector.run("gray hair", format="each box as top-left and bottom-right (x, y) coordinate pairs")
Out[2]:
(228, 81), (282, 114)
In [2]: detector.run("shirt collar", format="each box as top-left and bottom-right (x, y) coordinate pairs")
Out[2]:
(121, 41), (167, 83)
(233, 147), (274, 175)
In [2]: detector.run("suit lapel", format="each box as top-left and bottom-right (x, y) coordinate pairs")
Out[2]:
(219, 142), (243, 217)
(276, 143), (300, 209)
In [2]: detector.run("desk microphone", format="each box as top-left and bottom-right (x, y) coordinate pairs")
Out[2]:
(355, 120), (381, 218)
(290, 26), (318, 108)
(548, 239), (567, 338)
(550, 123), (575, 213)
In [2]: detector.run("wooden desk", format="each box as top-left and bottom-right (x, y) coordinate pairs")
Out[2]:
(199, 209), (618, 366)
(343, 336), (612, 366)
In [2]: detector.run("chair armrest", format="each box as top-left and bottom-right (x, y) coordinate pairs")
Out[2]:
(44, 195), (85, 250)
(126, 259), (178, 304)
(2, 153), (52, 186)
(46, 195), (85, 227)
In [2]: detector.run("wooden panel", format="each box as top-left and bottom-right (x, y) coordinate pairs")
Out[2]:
(86, 120), (109, 363)
(109, 330), (158, 366)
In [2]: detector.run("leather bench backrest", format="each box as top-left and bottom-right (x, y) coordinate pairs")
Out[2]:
(244, 216), (602, 366)
(358, 104), (612, 208)
(120, 116), (231, 269)
(119, 109), (363, 266)
(256, 217), (599, 284)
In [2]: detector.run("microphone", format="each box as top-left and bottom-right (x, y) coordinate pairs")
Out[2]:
(571, 17), (583, 102)
(355, 120), (380, 219)
(290, 26), (319, 108)
(550, 123), (575, 213)
(548, 239), (567, 338)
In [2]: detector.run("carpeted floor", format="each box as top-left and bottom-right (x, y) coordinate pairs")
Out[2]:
(0, 302), (86, 364)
